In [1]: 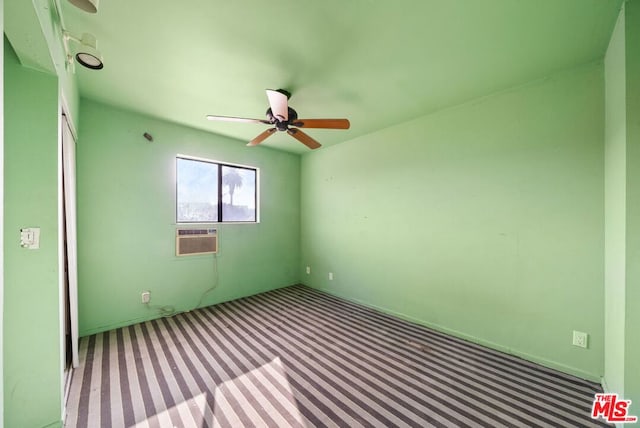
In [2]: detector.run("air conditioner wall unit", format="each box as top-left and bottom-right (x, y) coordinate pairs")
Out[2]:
(176, 228), (218, 256)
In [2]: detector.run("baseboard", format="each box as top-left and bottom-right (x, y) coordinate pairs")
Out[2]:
(80, 283), (298, 337)
(307, 284), (601, 383)
(80, 313), (158, 337)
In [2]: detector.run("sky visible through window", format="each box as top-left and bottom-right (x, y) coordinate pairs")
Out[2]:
(177, 157), (256, 222)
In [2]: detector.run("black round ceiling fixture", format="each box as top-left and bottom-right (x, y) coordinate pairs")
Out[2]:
(75, 52), (103, 70)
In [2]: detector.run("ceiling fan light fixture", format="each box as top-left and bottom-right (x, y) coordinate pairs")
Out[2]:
(67, 0), (99, 13)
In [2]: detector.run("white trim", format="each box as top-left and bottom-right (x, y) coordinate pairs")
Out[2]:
(176, 153), (259, 171)
(172, 222), (260, 226)
(58, 102), (80, 424)
(62, 113), (79, 368)
(57, 99), (65, 423)
(60, 93), (78, 140)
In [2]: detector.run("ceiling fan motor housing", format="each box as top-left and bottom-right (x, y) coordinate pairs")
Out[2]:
(267, 107), (298, 131)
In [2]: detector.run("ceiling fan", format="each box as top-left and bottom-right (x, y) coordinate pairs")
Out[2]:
(206, 89), (350, 150)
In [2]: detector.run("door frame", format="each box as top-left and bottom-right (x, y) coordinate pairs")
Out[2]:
(59, 99), (80, 420)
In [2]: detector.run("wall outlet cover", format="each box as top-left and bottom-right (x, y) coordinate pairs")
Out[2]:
(141, 291), (151, 304)
(572, 330), (588, 348)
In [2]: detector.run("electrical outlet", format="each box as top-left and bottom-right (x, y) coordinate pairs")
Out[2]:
(572, 330), (588, 348)
(141, 291), (150, 304)
(328, 272), (334, 280)
(306, 266), (311, 274)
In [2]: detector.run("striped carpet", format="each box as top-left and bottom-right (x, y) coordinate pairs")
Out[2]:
(65, 284), (609, 427)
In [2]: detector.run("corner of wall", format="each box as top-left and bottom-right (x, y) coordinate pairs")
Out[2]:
(603, 0), (627, 400)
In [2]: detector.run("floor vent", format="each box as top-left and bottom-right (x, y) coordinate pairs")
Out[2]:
(176, 228), (217, 256)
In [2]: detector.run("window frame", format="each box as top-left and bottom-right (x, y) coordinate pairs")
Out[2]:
(176, 154), (259, 224)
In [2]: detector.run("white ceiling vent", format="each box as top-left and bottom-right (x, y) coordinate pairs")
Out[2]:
(176, 228), (218, 256)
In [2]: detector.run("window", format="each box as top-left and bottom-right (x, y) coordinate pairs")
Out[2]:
(176, 156), (257, 223)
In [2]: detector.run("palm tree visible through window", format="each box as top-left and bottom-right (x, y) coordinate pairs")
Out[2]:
(223, 167), (243, 206)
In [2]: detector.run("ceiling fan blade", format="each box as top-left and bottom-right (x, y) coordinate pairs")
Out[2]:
(247, 128), (277, 146)
(266, 89), (289, 121)
(290, 118), (350, 129)
(287, 128), (321, 150)
(206, 115), (270, 124)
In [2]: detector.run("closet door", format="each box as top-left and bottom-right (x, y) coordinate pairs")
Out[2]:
(62, 113), (79, 368)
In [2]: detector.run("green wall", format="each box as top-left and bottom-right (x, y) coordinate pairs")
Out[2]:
(76, 100), (301, 335)
(301, 63), (605, 381)
(4, 38), (63, 428)
(604, 1), (640, 417)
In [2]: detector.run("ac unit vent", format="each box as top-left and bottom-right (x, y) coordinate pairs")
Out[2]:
(176, 228), (217, 256)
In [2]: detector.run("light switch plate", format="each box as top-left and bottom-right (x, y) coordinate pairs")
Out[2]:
(20, 228), (41, 249)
